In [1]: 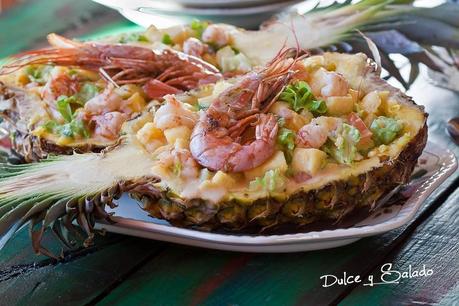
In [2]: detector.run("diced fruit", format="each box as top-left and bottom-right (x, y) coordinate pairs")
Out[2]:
(378, 91), (390, 103)
(323, 53), (367, 89)
(291, 148), (327, 176)
(349, 88), (360, 102)
(348, 113), (372, 140)
(270, 102), (309, 131)
(245, 151), (288, 180)
(212, 171), (236, 188)
(325, 94), (354, 116)
(348, 113), (374, 150)
(361, 90), (381, 114)
(164, 126), (192, 144)
(301, 55), (325, 71)
(125, 92), (146, 113)
(136, 122), (166, 153)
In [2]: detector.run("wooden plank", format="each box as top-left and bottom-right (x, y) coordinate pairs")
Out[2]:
(0, 235), (164, 306)
(0, 0), (130, 57)
(339, 188), (459, 305)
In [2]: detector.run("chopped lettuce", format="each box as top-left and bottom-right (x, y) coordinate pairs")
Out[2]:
(370, 116), (402, 145)
(277, 127), (295, 163)
(324, 123), (361, 165)
(249, 169), (285, 192)
(118, 33), (149, 44)
(56, 96), (76, 122)
(161, 33), (173, 45)
(172, 161), (182, 176)
(43, 119), (89, 139)
(190, 19), (208, 38)
(279, 81), (327, 116)
(76, 83), (100, 104)
(25, 65), (52, 84)
(46, 95), (90, 138)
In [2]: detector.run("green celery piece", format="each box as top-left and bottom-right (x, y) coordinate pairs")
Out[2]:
(325, 123), (361, 165)
(370, 116), (402, 145)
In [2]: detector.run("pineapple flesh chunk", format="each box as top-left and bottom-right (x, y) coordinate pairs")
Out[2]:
(136, 122), (166, 153)
(326, 94), (354, 116)
(245, 151), (288, 180)
(291, 148), (327, 176)
(164, 126), (192, 145)
(269, 102), (310, 131)
(361, 90), (381, 115)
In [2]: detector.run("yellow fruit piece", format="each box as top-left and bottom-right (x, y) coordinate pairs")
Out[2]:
(301, 55), (325, 71)
(212, 171), (236, 188)
(126, 92), (146, 113)
(136, 122), (166, 153)
(291, 148), (327, 176)
(245, 151), (288, 180)
(326, 94), (354, 116)
(31, 126), (47, 137)
(378, 90), (390, 103)
(269, 102), (309, 131)
(151, 164), (171, 179)
(16, 73), (30, 85)
(361, 90), (381, 114)
(164, 126), (192, 144)
(56, 136), (73, 146)
(349, 88), (360, 102)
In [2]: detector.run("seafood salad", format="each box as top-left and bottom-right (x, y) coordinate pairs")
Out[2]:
(132, 51), (425, 205)
(0, 28), (427, 251)
(0, 33), (220, 160)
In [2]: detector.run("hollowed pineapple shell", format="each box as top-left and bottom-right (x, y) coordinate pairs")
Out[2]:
(0, 53), (428, 254)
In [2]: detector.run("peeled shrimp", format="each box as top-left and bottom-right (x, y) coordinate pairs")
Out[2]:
(153, 95), (198, 130)
(92, 111), (127, 140)
(296, 116), (342, 149)
(310, 68), (349, 98)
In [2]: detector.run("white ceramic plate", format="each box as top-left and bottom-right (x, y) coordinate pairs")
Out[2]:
(148, 0), (292, 9)
(92, 0), (302, 28)
(95, 141), (457, 253)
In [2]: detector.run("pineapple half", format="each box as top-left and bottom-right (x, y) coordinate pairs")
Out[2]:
(0, 53), (427, 254)
(0, 65), (155, 162)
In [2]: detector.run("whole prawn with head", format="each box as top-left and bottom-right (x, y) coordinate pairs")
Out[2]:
(0, 33), (221, 99)
(190, 49), (303, 173)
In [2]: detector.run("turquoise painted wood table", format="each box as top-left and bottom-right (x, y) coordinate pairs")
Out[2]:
(0, 1), (458, 305)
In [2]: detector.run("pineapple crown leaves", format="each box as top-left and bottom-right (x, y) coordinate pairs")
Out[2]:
(285, 0), (459, 89)
(0, 156), (116, 257)
(0, 142), (160, 257)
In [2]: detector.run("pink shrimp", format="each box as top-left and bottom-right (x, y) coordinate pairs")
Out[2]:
(91, 111), (128, 140)
(296, 117), (342, 149)
(190, 49), (305, 172)
(41, 73), (79, 101)
(1, 33), (221, 95)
